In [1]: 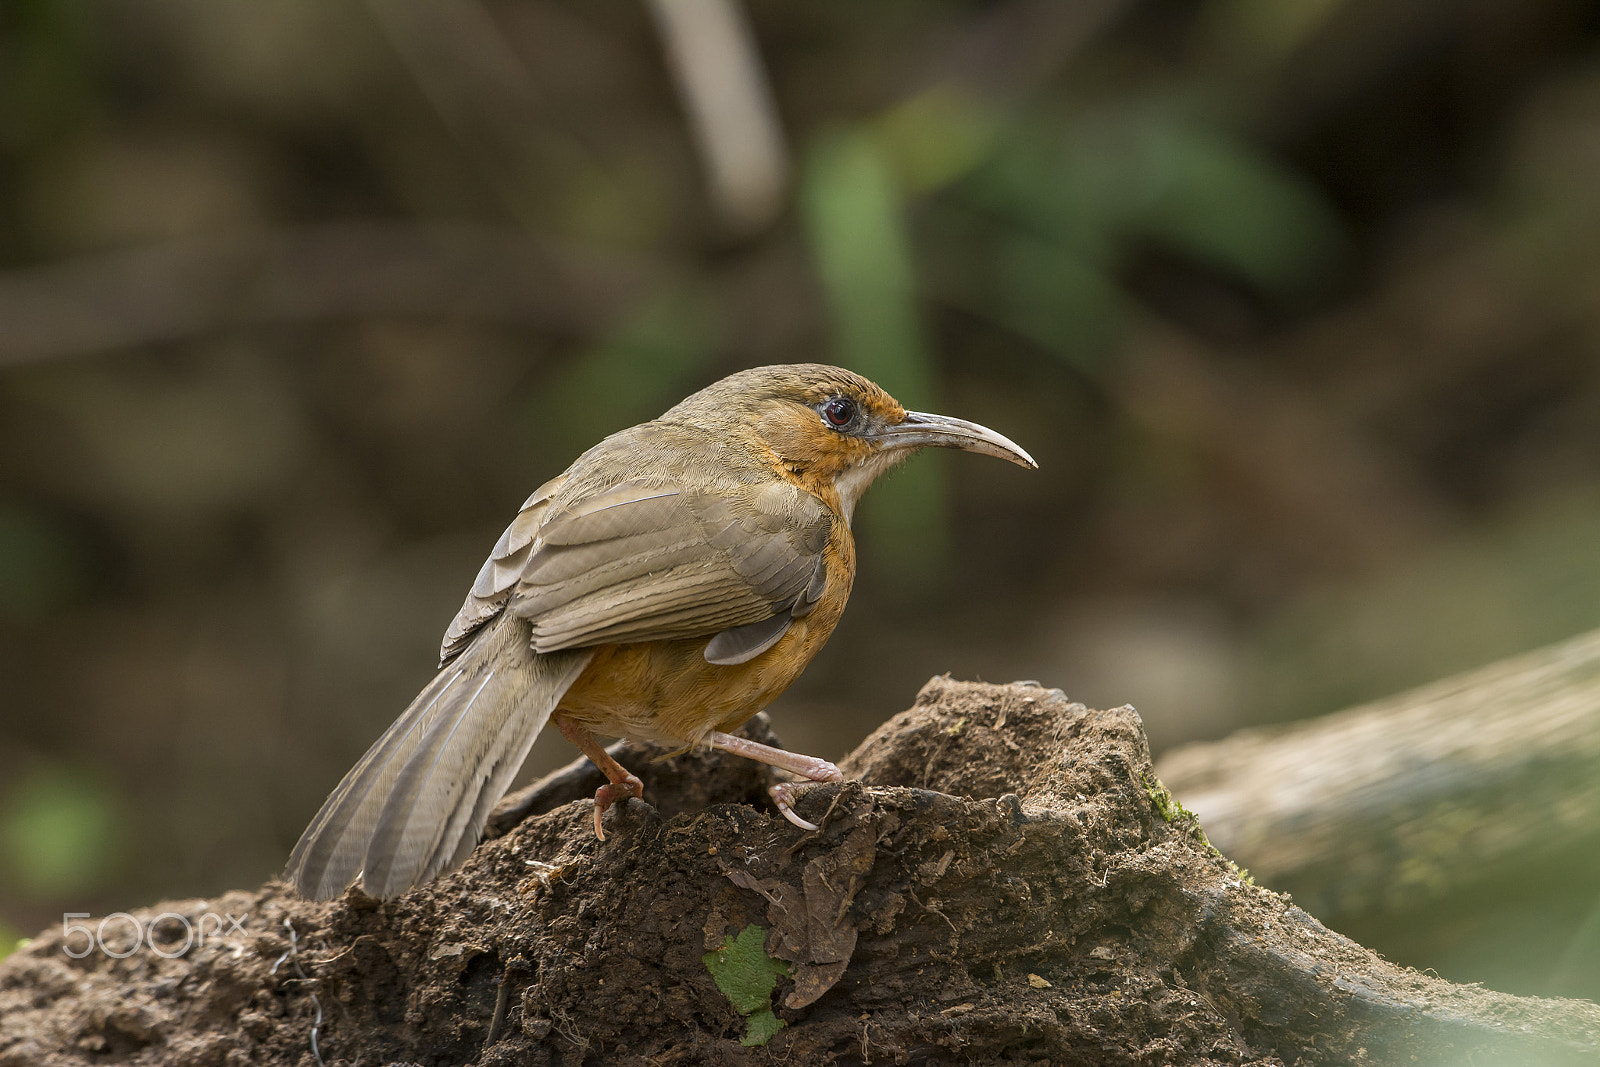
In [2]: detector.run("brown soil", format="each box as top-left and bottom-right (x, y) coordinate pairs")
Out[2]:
(2, 678), (1597, 1066)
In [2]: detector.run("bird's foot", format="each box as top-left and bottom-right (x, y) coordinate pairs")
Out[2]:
(555, 715), (647, 841)
(770, 781), (828, 831)
(704, 729), (845, 832)
(592, 774), (644, 840)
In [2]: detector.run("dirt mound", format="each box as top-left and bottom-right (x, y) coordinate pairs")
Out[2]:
(3, 678), (1597, 1066)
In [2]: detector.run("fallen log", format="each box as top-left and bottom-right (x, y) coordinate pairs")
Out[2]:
(2, 678), (1596, 1065)
(1154, 627), (1600, 926)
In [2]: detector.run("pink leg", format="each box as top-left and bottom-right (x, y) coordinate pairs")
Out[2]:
(556, 716), (643, 840)
(707, 731), (844, 831)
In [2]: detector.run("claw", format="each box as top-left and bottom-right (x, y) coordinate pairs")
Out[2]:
(591, 775), (643, 841)
(770, 782), (820, 832)
(701, 730), (843, 832)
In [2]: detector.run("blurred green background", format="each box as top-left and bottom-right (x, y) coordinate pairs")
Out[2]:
(5, 0), (1600, 1001)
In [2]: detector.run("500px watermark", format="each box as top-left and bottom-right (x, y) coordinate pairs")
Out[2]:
(61, 912), (249, 959)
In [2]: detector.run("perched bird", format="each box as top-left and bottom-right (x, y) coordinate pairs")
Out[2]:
(287, 364), (1035, 899)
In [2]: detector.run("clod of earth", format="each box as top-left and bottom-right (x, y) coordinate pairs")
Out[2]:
(3, 678), (1599, 1066)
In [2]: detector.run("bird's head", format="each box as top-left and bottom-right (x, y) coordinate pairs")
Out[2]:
(665, 364), (1036, 521)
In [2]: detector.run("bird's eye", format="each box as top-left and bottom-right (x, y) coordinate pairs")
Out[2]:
(820, 396), (856, 428)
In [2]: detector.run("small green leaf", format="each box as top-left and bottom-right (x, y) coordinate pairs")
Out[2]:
(742, 1007), (784, 1047)
(703, 924), (791, 1046)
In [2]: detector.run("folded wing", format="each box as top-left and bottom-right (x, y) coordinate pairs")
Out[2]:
(440, 459), (835, 667)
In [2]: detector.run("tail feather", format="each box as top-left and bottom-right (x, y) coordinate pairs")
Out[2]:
(288, 665), (465, 897)
(287, 617), (591, 899)
(362, 668), (500, 895)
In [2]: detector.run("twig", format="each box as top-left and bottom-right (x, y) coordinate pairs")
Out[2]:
(645, 0), (789, 235)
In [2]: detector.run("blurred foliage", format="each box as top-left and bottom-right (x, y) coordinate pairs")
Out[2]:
(0, 0), (1599, 1008)
(875, 87), (1001, 196)
(0, 502), (90, 623)
(800, 91), (1344, 581)
(802, 124), (948, 582)
(1252, 488), (1600, 720)
(968, 102), (1341, 294)
(930, 98), (1346, 374)
(524, 286), (724, 457)
(1552, 892), (1600, 996)
(0, 0), (95, 153)
(0, 764), (121, 899)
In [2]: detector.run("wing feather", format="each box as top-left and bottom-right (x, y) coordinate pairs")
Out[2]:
(521, 477), (834, 652)
(439, 476), (567, 665)
(441, 450), (838, 664)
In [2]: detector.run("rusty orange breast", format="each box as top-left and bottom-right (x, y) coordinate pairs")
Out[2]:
(554, 517), (855, 746)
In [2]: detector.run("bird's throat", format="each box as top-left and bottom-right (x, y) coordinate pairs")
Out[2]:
(832, 447), (913, 525)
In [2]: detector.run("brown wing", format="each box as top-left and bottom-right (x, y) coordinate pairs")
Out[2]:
(515, 477), (832, 652)
(439, 473), (833, 666)
(439, 475), (566, 665)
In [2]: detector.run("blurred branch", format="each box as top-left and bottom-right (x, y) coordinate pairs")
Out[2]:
(646, 0), (789, 236)
(1157, 625), (1600, 922)
(0, 224), (654, 366)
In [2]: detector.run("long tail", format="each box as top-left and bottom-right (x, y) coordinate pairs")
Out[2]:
(286, 616), (593, 899)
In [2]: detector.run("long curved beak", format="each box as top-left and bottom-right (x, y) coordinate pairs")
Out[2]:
(874, 410), (1037, 469)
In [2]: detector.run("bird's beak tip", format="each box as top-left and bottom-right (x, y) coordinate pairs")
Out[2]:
(885, 411), (1037, 470)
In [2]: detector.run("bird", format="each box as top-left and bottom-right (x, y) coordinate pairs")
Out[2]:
(286, 363), (1035, 899)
